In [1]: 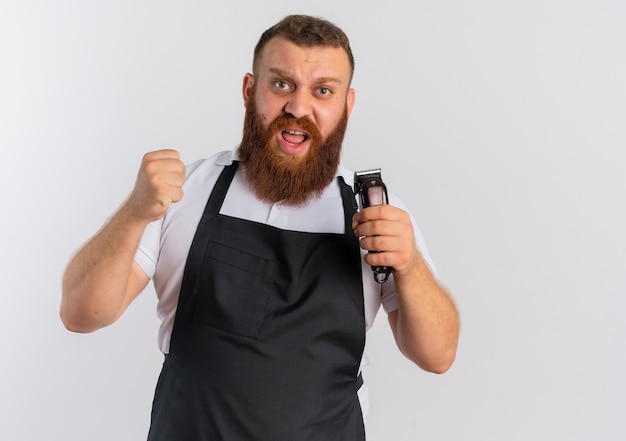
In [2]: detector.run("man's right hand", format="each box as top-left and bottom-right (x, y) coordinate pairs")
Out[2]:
(61, 149), (185, 332)
(128, 149), (186, 223)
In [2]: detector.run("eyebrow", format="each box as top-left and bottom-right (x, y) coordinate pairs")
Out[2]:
(268, 68), (344, 85)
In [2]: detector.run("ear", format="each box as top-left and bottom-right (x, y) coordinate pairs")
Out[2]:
(346, 88), (356, 118)
(242, 73), (255, 107)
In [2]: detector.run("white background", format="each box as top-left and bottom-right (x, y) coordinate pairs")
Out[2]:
(1, 1), (625, 440)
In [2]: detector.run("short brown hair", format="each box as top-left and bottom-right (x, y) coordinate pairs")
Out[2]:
(253, 15), (355, 81)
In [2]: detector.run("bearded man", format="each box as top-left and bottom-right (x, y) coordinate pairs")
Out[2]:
(61, 14), (459, 440)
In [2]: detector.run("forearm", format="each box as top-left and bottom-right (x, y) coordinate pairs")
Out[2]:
(60, 200), (150, 333)
(391, 257), (460, 373)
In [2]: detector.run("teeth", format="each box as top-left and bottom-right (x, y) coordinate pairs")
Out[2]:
(285, 130), (306, 136)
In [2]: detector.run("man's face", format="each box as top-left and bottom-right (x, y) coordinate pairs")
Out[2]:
(238, 37), (356, 206)
(244, 37), (354, 160)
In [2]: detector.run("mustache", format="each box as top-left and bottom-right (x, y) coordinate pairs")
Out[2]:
(266, 114), (322, 147)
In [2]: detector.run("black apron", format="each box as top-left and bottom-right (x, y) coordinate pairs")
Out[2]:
(147, 162), (366, 441)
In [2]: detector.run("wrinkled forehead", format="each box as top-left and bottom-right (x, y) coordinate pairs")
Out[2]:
(252, 35), (354, 82)
(255, 37), (353, 84)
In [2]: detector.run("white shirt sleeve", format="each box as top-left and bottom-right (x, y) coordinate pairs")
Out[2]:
(134, 218), (163, 279)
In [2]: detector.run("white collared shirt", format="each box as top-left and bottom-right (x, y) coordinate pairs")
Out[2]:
(135, 148), (436, 360)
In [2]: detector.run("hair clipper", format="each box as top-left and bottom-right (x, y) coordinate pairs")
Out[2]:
(354, 169), (393, 283)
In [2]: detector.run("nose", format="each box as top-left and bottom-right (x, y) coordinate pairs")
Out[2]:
(283, 89), (312, 120)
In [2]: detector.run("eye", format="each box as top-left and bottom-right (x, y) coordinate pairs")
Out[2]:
(318, 87), (331, 96)
(274, 80), (291, 90)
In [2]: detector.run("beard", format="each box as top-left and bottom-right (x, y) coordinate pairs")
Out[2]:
(238, 93), (349, 207)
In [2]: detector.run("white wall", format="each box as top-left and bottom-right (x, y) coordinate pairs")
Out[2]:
(2, 1), (625, 440)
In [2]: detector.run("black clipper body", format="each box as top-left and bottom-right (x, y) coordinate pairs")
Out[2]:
(354, 169), (393, 284)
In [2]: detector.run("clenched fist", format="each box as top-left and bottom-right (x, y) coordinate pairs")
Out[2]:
(127, 149), (186, 223)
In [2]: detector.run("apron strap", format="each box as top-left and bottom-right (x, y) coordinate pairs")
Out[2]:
(338, 176), (359, 236)
(204, 161), (239, 215)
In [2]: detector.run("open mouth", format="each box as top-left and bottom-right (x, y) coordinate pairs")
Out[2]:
(281, 129), (308, 146)
(278, 129), (310, 156)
